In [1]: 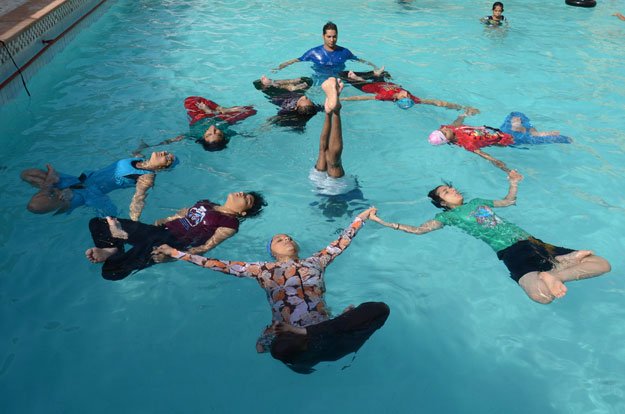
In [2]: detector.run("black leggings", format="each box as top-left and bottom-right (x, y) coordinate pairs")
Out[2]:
(338, 70), (389, 91)
(270, 301), (390, 374)
(89, 218), (184, 281)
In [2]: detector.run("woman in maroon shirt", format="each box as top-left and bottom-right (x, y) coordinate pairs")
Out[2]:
(85, 191), (266, 280)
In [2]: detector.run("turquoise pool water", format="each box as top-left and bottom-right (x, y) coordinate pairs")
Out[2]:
(1, 0), (625, 412)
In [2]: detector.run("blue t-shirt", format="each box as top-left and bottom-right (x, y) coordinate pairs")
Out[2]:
(298, 45), (357, 67)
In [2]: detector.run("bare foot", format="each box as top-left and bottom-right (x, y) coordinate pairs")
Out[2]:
(106, 217), (128, 239)
(260, 75), (272, 86)
(321, 77), (343, 113)
(347, 70), (358, 80)
(85, 247), (118, 263)
(373, 65), (385, 77)
(538, 271), (567, 299)
(44, 164), (60, 186)
(273, 321), (307, 335)
(554, 250), (593, 269)
(342, 304), (355, 314)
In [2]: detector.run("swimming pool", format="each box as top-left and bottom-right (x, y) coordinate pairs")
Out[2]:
(1, 0), (625, 412)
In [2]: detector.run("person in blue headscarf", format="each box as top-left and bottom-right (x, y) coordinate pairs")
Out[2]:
(21, 151), (178, 219)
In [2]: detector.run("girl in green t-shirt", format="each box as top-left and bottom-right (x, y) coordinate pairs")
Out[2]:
(370, 170), (611, 304)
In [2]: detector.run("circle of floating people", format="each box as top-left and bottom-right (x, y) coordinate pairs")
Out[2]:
(21, 16), (613, 374)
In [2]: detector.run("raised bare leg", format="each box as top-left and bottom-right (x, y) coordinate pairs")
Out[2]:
(549, 253), (611, 282)
(324, 79), (345, 178)
(315, 113), (331, 172)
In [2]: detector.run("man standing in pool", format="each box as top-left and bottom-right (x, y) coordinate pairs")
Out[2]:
(369, 171), (611, 304)
(273, 22), (379, 76)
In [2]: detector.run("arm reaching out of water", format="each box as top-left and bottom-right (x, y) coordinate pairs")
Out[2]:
(493, 170), (523, 207)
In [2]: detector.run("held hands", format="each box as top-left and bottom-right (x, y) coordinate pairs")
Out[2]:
(464, 107), (480, 116)
(508, 170), (523, 184)
(151, 244), (175, 263)
(357, 206), (377, 221)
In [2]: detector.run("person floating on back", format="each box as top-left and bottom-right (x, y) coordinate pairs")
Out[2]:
(370, 170), (611, 304)
(428, 111), (572, 173)
(341, 70), (478, 113)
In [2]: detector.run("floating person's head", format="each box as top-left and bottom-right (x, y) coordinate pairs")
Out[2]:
(296, 96), (318, 115)
(268, 233), (300, 259)
(396, 98), (414, 110)
(428, 183), (464, 210)
(393, 89), (419, 109)
(198, 124), (228, 151)
(492, 2), (504, 16)
(223, 191), (267, 218)
(146, 151), (178, 170)
(428, 127), (455, 145)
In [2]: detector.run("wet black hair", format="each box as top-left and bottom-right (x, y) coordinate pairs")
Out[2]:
(270, 113), (317, 133)
(245, 191), (267, 218)
(323, 21), (338, 34)
(492, 2), (504, 10)
(196, 138), (228, 152)
(427, 181), (454, 211)
(296, 102), (320, 116)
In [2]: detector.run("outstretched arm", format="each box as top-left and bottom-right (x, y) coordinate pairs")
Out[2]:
(152, 244), (264, 278)
(132, 136), (185, 157)
(314, 207), (374, 268)
(421, 99), (480, 115)
(273, 58), (300, 72)
(493, 170), (523, 207)
(370, 212), (444, 235)
(186, 227), (237, 255)
(473, 149), (511, 173)
(340, 95), (376, 101)
(614, 13), (625, 21)
(129, 174), (155, 221)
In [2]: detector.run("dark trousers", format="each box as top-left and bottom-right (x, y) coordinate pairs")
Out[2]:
(89, 218), (183, 281)
(270, 301), (390, 374)
(338, 70), (389, 91)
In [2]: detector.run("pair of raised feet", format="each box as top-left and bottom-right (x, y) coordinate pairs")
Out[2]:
(536, 250), (594, 300)
(321, 77), (343, 114)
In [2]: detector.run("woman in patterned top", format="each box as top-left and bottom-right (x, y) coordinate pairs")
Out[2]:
(153, 207), (389, 373)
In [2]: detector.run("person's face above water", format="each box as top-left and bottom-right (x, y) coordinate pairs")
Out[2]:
(203, 125), (225, 144)
(296, 96), (314, 109)
(270, 234), (299, 258)
(441, 126), (455, 142)
(436, 185), (464, 207)
(492, 5), (503, 19)
(148, 151), (175, 169)
(323, 29), (338, 50)
(224, 192), (256, 215)
(393, 90), (409, 100)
